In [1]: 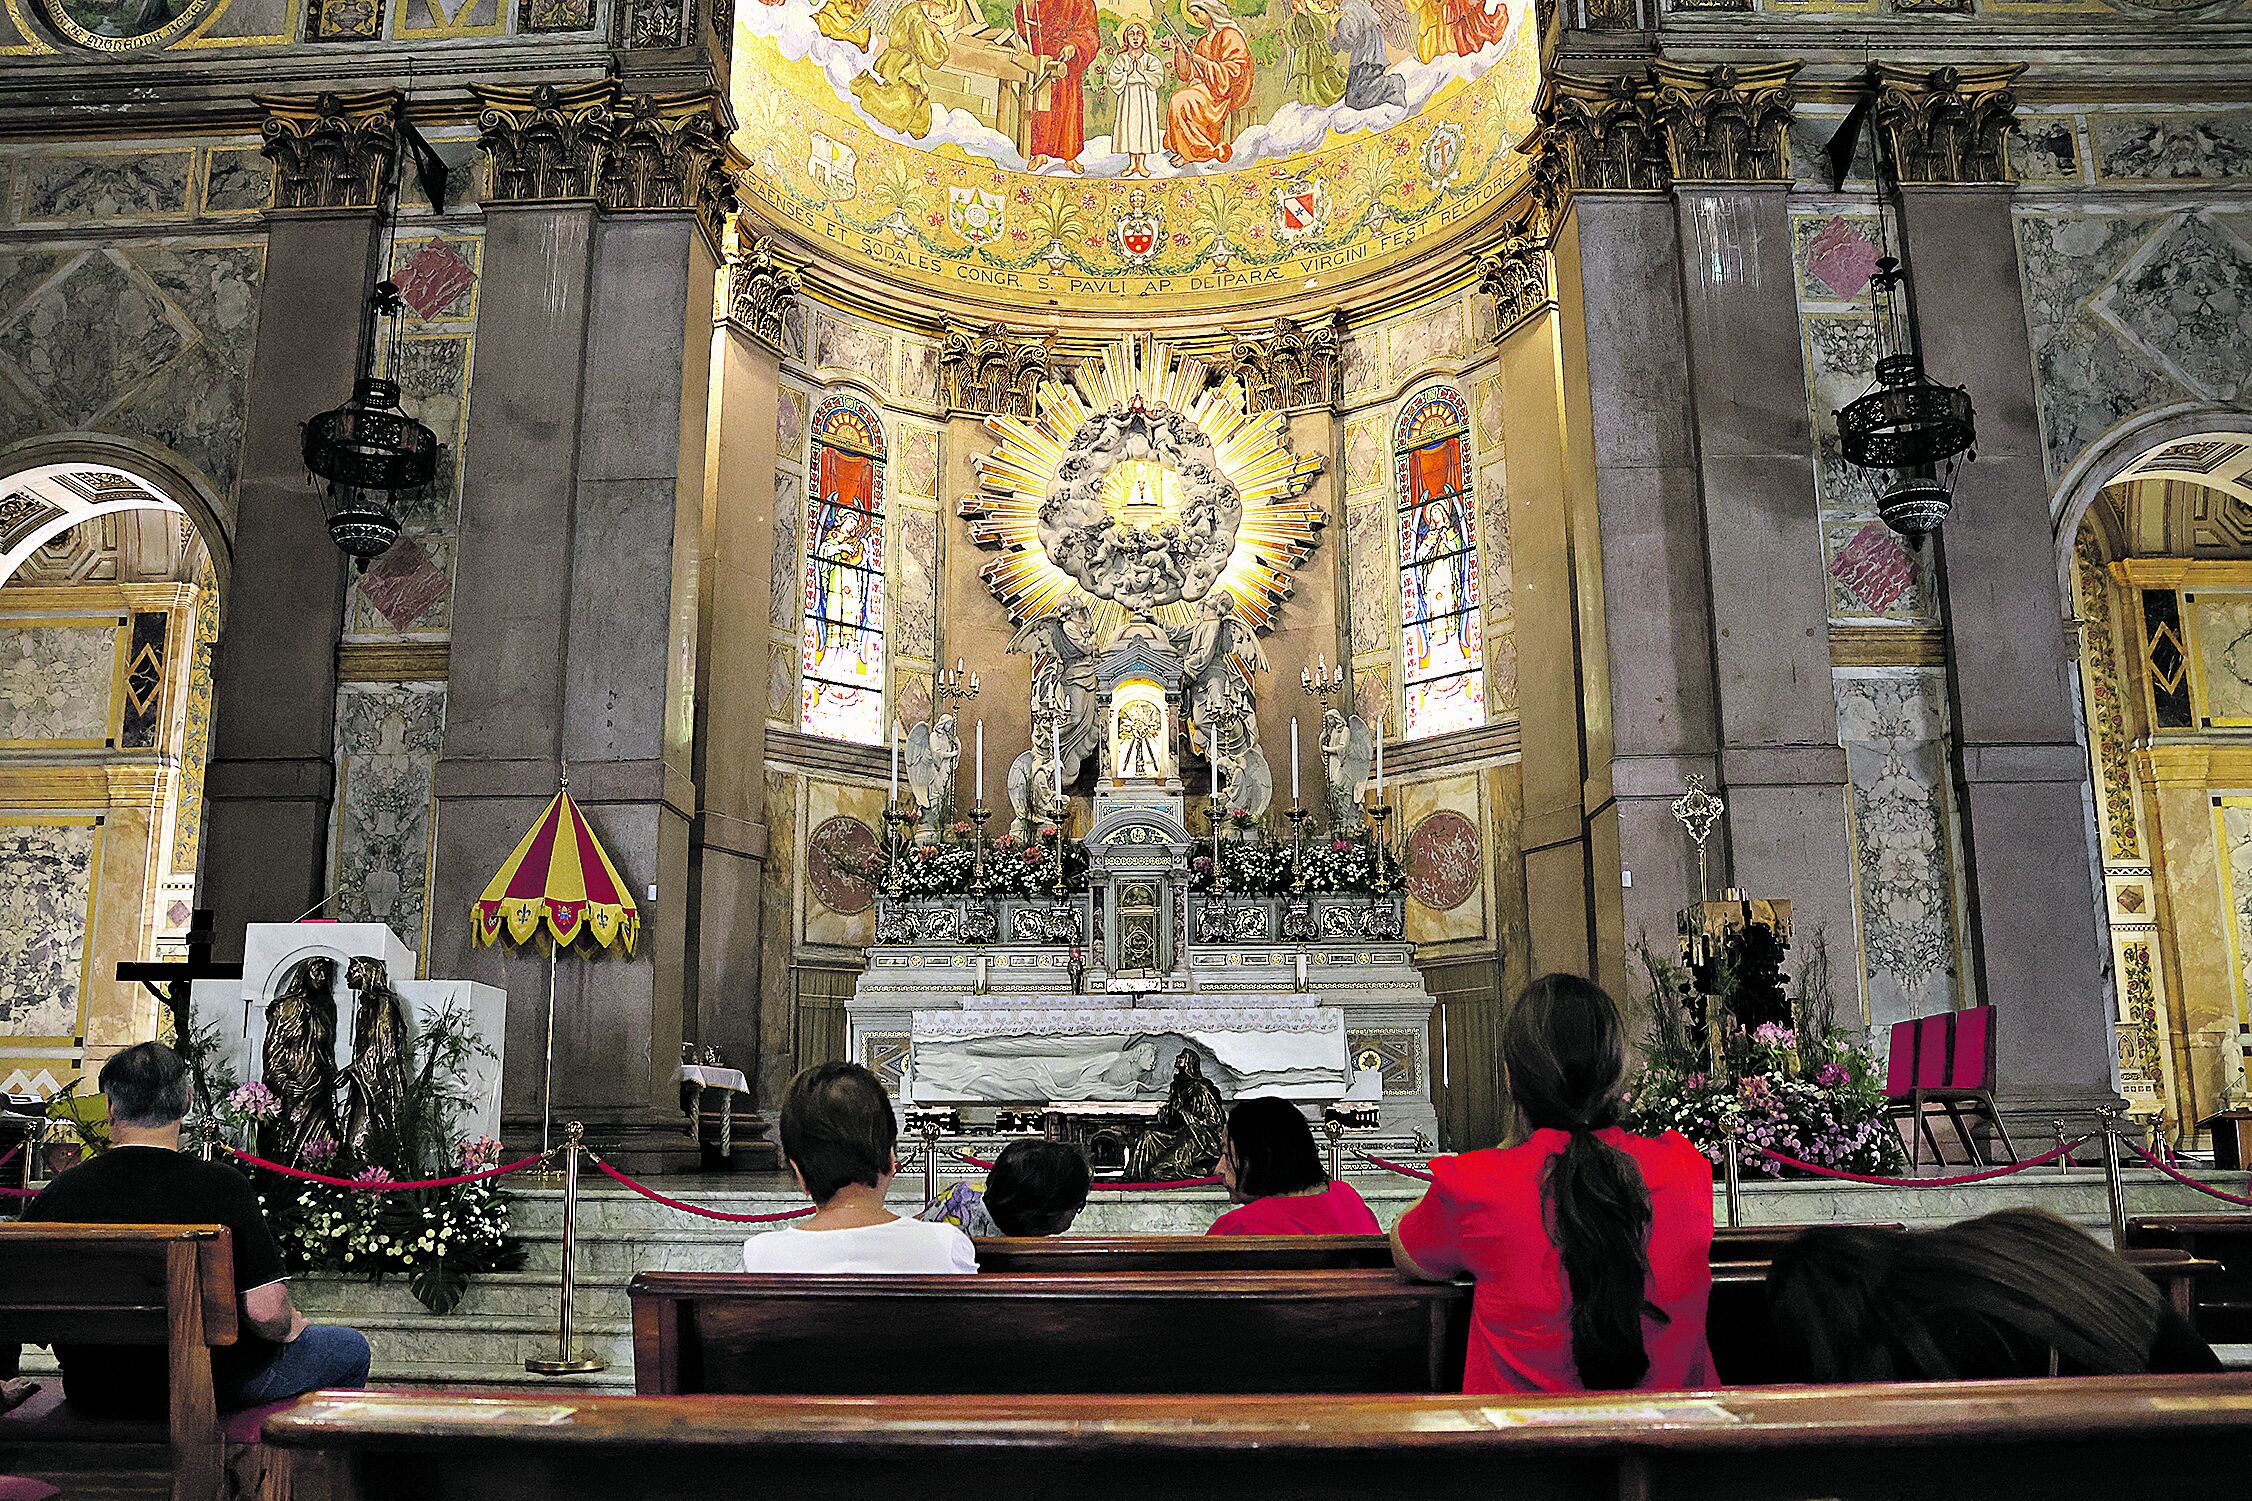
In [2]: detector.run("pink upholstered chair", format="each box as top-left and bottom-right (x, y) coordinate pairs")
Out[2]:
(1883, 1006), (2019, 1172)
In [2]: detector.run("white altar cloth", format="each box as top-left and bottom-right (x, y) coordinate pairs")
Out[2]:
(909, 1004), (1348, 1103)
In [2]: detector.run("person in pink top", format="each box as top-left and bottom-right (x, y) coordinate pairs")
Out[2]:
(1207, 1096), (1381, 1236)
(1392, 973), (1716, 1393)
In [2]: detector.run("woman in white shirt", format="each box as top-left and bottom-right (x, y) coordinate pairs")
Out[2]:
(742, 1062), (977, 1274)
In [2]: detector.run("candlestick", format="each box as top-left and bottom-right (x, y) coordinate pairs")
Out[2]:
(969, 804), (990, 898)
(1288, 804), (1311, 896)
(889, 720), (900, 808)
(1052, 720), (1063, 803)
(1289, 717), (1300, 803)
(1373, 717), (1383, 801)
(975, 720), (985, 803)
(1208, 724), (1227, 900)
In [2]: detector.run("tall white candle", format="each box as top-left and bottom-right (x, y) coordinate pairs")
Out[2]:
(1052, 720), (1063, 803)
(1289, 716), (1300, 803)
(975, 720), (985, 803)
(889, 720), (900, 807)
(1373, 716), (1383, 800)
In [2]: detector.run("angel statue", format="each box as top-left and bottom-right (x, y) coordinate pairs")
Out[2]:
(343, 956), (414, 1160)
(1176, 596), (1272, 814)
(1322, 707), (1375, 831)
(1007, 703), (1071, 840)
(259, 955), (341, 1164)
(1009, 598), (1099, 760)
(906, 713), (961, 839)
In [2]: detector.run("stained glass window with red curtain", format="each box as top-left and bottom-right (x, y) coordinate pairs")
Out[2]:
(1394, 386), (1485, 739)
(801, 396), (887, 744)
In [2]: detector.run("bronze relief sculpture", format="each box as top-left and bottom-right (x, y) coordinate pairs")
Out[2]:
(1125, 1049), (1225, 1181)
(259, 956), (341, 1162)
(344, 957), (414, 1158)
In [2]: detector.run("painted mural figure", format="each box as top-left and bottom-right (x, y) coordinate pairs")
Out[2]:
(1334, 0), (1407, 111)
(851, 0), (961, 139)
(1017, 0), (1099, 171)
(1105, 23), (1166, 177)
(1163, 0), (1256, 167)
(811, 0), (874, 47)
(1413, 0), (1508, 60)
(1283, 0), (1348, 108)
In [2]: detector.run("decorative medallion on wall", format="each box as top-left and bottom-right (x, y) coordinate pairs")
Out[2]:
(1347, 1028), (1422, 1097)
(806, 814), (879, 914)
(39, 0), (219, 49)
(1404, 809), (1480, 911)
(961, 335), (1323, 634)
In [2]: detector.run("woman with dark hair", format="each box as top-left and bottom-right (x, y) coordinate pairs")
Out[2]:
(1767, 1207), (2221, 1382)
(1393, 974), (1716, 1392)
(921, 1139), (1093, 1238)
(1207, 1096), (1381, 1236)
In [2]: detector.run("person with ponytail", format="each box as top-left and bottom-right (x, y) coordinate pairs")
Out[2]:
(1392, 973), (1716, 1393)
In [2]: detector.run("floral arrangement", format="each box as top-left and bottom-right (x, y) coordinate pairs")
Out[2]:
(186, 1003), (524, 1314)
(1622, 936), (1907, 1179)
(1188, 815), (1397, 897)
(852, 822), (1091, 898)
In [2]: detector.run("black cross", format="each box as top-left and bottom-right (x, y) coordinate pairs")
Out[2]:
(117, 909), (243, 1062)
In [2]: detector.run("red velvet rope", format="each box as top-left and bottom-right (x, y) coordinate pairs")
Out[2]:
(1354, 1152), (1436, 1183)
(951, 1149), (1222, 1190)
(2126, 1137), (2252, 1207)
(0, 1185), (33, 1199)
(1743, 1134), (2086, 1187)
(0, 1144), (19, 1171)
(592, 1157), (815, 1223)
(220, 1144), (549, 1191)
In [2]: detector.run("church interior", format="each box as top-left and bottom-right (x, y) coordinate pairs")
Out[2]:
(4, 0), (2252, 1493)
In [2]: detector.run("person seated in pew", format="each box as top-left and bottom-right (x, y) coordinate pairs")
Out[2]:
(1766, 1207), (2222, 1382)
(23, 1042), (372, 1416)
(1391, 974), (1716, 1393)
(744, 1062), (977, 1274)
(921, 1139), (1092, 1238)
(1207, 1096), (1381, 1236)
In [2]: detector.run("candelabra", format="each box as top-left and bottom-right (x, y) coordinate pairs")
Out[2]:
(968, 803), (991, 896)
(935, 658), (981, 712)
(1288, 804), (1312, 895)
(883, 800), (916, 899)
(1368, 802), (1395, 893)
(1048, 817), (1070, 901)
(1300, 653), (1346, 707)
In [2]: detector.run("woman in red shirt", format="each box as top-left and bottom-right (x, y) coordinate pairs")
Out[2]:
(1392, 974), (1715, 1393)
(1207, 1096), (1381, 1236)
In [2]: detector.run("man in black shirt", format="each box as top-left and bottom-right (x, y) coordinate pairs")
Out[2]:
(25, 1042), (371, 1416)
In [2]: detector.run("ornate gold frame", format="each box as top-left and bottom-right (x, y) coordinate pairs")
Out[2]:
(38, 0), (220, 52)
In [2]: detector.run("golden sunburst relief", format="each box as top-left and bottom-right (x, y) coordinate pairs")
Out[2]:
(960, 335), (1325, 635)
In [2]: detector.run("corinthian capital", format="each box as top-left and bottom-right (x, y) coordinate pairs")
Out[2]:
(1651, 61), (1801, 184)
(1519, 71), (1668, 213)
(473, 82), (617, 204)
(1476, 205), (1553, 342)
(938, 323), (1069, 418)
(258, 90), (404, 211)
(601, 91), (737, 248)
(1872, 63), (2024, 185)
(726, 236), (803, 355)
(1214, 314), (1344, 415)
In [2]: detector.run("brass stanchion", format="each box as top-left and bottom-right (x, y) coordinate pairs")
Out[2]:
(527, 1121), (604, 1375)
(2051, 1118), (2073, 1177)
(1324, 1117), (1345, 1183)
(919, 1118), (945, 1206)
(2097, 1108), (2128, 1252)
(1723, 1131), (1743, 1229)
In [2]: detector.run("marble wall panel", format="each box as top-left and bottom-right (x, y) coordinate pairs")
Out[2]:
(1344, 499), (1390, 658)
(333, 684), (447, 955)
(776, 386), (809, 460)
(767, 643), (798, 724)
(1387, 301), (1467, 384)
(1342, 415), (1385, 496)
(2219, 804), (2252, 1044)
(2010, 116), (2086, 185)
(16, 152), (193, 223)
(811, 310), (889, 383)
(1834, 669), (1963, 1027)
(895, 507), (938, 662)
(768, 470), (802, 632)
(2187, 590), (2252, 724)
(201, 148), (272, 215)
(0, 623), (115, 743)
(0, 821), (95, 1039)
(171, 560), (217, 877)
(899, 427), (939, 499)
(897, 334), (941, 409)
(801, 777), (881, 949)
(2091, 112), (2252, 182)
(1398, 771), (1486, 946)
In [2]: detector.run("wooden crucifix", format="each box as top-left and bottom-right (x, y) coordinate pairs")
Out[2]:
(116, 909), (243, 1100)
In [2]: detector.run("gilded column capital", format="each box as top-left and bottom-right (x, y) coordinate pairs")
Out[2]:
(257, 90), (403, 211)
(1518, 71), (1668, 215)
(1475, 206), (1553, 342)
(725, 235), (803, 356)
(937, 323), (1070, 418)
(1871, 62), (2024, 185)
(1213, 314), (1344, 415)
(602, 91), (737, 250)
(1650, 61), (1801, 185)
(473, 81), (617, 205)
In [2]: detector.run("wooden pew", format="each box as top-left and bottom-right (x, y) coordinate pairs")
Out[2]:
(0, 1223), (238, 1501)
(628, 1270), (1471, 1395)
(2129, 1215), (2252, 1340)
(264, 1374), (2252, 1501)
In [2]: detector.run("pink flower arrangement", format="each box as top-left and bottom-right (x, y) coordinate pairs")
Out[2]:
(226, 1082), (281, 1122)
(298, 1135), (338, 1166)
(352, 1165), (395, 1187)
(458, 1136), (503, 1172)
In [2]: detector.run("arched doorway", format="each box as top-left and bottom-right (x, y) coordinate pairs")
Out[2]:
(0, 456), (219, 1100)
(2065, 419), (2252, 1148)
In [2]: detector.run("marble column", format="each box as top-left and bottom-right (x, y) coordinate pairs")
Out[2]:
(1658, 62), (1860, 976)
(202, 93), (398, 958)
(1529, 72), (1718, 988)
(1883, 64), (2116, 1120)
(1482, 217), (1598, 978)
(690, 240), (796, 1108)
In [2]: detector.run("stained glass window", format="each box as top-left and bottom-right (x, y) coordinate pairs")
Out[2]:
(801, 395), (887, 744)
(1394, 386), (1485, 740)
